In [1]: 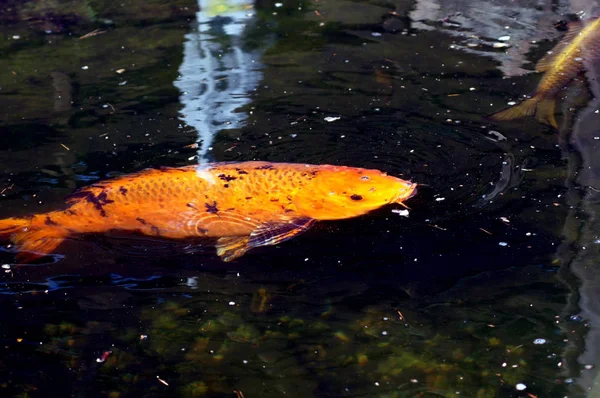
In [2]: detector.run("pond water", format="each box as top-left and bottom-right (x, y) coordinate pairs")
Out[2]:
(1, 0), (600, 397)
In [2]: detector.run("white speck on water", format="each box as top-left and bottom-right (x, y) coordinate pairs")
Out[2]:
(507, 101), (517, 105)
(371, 32), (382, 37)
(502, 362), (507, 367)
(81, 66), (89, 70)
(435, 197), (445, 202)
(516, 383), (526, 391)
(585, 364), (595, 370)
(374, 382), (380, 386)
(526, 232), (532, 236)
(12, 35), (20, 39)
(275, 2), (283, 7)
(381, 331), (388, 336)
(119, 81), (127, 86)
(499, 242), (508, 247)
(392, 209), (410, 217)
(228, 301), (235, 306)
(498, 35), (510, 41)
(324, 116), (341, 122)
(243, 360), (248, 364)
(1, 264), (10, 269)
(493, 42), (509, 48)
(533, 338), (547, 345)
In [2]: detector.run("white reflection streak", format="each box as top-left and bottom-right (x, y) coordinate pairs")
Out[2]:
(174, 0), (263, 163)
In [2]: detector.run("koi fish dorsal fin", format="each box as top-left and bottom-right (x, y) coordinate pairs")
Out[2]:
(536, 21), (584, 72)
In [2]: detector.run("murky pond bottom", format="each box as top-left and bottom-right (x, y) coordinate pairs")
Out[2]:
(1, 0), (600, 397)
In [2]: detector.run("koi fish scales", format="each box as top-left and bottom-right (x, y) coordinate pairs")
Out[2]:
(0, 162), (416, 262)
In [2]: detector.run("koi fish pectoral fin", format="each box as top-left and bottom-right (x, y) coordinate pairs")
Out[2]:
(216, 236), (251, 262)
(216, 218), (316, 262)
(248, 218), (316, 248)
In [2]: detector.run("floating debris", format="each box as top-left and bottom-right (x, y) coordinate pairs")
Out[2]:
(533, 338), (547, 345)
(499, 242), (508, 247)
(324, 116), (341, 122)
(516, 383), (526, 391)
(391, 209), (410, 217)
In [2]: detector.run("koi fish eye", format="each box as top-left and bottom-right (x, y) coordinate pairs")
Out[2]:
(350, 194), (363, 201)
(360, 176), (370, 181)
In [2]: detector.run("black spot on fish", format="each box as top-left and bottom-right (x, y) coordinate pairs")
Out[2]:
(285, 209), (294, 213)
(151, 225), (160, 236)
(270, 198), (279, 202)
(83, 191), (115, 217)
(187, 203), (199, 210)
(245, 196), (253, 200)
(218, 174), (237, 182)
(66, 209), (77, 215)
(235, 168), (248, 175)
(119, 186), (128, 195)
(197, 227), (208, 235)
(205, 201), (219, 213)
(136, 217), (147, 225)
(255, 164), (273, 170)
(223, 184), (229, 188)
(44, 217), (58, 226)
(350, 194), (363, 201)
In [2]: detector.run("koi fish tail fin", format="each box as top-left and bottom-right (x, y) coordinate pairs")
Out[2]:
(489, 96), (557, 128)
(0, 216), (68, 263)
(533, 98), (558, 129)
(489, 97), (539, 122)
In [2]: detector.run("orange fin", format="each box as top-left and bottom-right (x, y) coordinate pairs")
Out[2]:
(216, 236), (251, 262)
(248, 218), (315, 247)
(536, 21), (584, 72)
(0, 216), (68, 263)
(489, 97), (557, 128)
(215, 218), (316, 262)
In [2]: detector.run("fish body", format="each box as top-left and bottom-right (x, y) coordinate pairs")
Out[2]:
(490, 15), (600, 128)
(0, 161), (416, 262)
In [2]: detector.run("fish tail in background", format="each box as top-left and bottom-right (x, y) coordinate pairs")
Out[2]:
(0, 214), (68, 263)
(534, 97), (558, 128)
(489, 95), (557, 128)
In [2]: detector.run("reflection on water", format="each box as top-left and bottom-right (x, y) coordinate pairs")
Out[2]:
(556, 51), (600, 392)
(175, 0), (265, 162)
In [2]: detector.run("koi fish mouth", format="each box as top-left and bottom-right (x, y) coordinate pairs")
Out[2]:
(393, 182), (417, 204)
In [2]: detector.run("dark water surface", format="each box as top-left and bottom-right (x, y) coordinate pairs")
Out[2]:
(1, 0), (600, 397)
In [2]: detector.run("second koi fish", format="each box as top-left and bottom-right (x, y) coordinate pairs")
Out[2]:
(490, 15), (600, 128)
(0, 161), (416, 262)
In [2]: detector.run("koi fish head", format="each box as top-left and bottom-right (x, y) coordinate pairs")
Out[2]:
(295, 165), (417, 220)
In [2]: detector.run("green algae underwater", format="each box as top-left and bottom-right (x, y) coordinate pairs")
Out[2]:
(1, 0), (600, 397)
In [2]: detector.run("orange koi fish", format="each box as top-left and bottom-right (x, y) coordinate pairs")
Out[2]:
(0, 162), (416, 263)
(489, 15), (600, 128)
